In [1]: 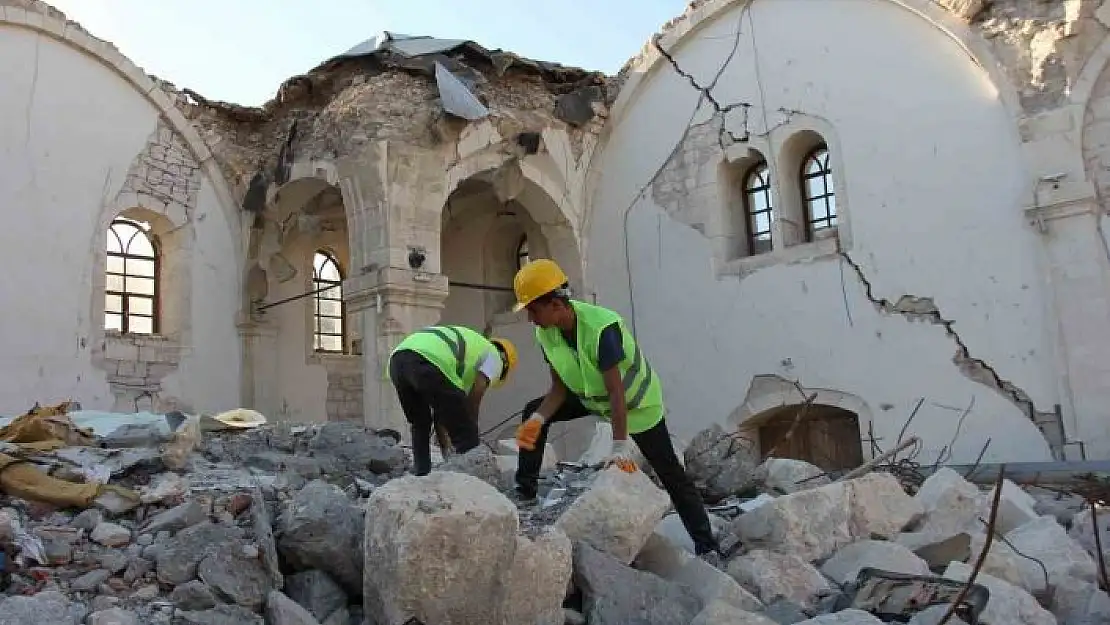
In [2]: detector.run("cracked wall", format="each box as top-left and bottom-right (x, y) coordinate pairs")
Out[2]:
(586, 0), (1059, 463)
(0, 6), (242, 416)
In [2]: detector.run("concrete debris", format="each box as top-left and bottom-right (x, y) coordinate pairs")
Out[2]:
(684, 424), (761, 502)
(2, 408), (1108, 625)
(554, 465), (672, 563)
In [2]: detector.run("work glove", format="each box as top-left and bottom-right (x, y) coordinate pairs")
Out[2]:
(516, 414), (545, 451)
(605, 438), (638, 473)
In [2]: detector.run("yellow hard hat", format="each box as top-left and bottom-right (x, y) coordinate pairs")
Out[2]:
(512, 259), (568, 312)
(490, 337), (518, 386)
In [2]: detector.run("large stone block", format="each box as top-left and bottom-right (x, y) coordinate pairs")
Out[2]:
(819, 540), (930, 586)
(275, 480), (364, 594)
(846, 472), (922, 539)
(497, 528), (572, 625)
(912, 469), (985, 536)
(943, 562), (1056, 625)
(634, 533), (763, 612)
(573, 541), (703, 625)
(555, 466), (671, 563)
(690, 601), (778, 625)
(725, 549), (830, 608)
(728, 480), (852, 562)
(759, 457), (830, 494)
(363, 472), (519, 625)
(1004, 515), (1098, 593)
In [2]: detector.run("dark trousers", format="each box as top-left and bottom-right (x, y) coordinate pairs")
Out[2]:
(514, 395), (719, 555)
(389, 349), (481, 476)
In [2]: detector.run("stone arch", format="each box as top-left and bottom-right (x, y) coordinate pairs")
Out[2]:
(443, 154), (584, 290)
(604, 0), (1025, 145)
(729, 374), (874, 468)
(0, 5), (242, 261)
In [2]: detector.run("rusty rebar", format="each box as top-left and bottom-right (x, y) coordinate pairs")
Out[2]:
(935, 464), (1006, 625)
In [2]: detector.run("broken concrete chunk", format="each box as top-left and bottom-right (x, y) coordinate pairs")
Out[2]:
(725, 549), (831, 608)
(1067, 505), (1110, 563)
(683, 424), (760, 501)
(846, 472), (923, 539)
(249, 485), (283, 589)
(912, 468), (985, 535)
(906, 605), (969, 625)
(895, 531), (972, 568)
(85, 608), (138, 625)
(363, 472), (519, 625)
(435, 445), (503, 489)
(819, 540), (931, 585)
(690, 600), (778, 625)
(170, 580), (218, 611)
(1050, 575), (1110, 624)
(967, 532), (1030, 590)
(635, 533), (763, 612)
(197, 551), (272, 609)
(90, 521), (131, 547)
(284, 570), (348, 622)
(759, 457), (830, 494)
(574, 540), (704, 625)
(497, 528), (572, 625)
(140, 499), (208, 534)
(276, 479), (364, 594)
(943, 561), (1056, 625)
(554, 466), (671, 563)
(1004, 515), (1098, 593)
(728, 480), (852, 562)
(0, 591), (82, 625)
(175, 604), (265, 625)
(794, 609), (885, 624)
(265, 590), (323, 625)
(155, 522), (244, 585)
(306, 422), (406, 474)
(989, 479), (1041, 534)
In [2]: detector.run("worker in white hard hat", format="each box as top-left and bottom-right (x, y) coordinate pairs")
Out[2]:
(509, 258), (722, 562)
(389, 325), (519, 476)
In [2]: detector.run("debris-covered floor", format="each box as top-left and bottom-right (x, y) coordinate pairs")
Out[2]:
(0, 403), (1105, 625)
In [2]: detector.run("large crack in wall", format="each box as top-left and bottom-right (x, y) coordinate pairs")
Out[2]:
(838, 252), (1059, 442)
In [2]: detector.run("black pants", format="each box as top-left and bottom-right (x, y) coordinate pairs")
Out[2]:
(389, 349), (481, 476)
(514, 395), (719, 555)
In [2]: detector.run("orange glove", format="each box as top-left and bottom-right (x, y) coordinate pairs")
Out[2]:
(516, 414), (545, 451)
(605, 439), (638, 473)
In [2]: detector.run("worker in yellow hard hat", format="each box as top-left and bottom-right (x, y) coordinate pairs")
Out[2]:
(388, 325), (518, 476)
(510, 258), (722, 562)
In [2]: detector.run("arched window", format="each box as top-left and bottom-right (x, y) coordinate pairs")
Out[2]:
(743, 162), (774, 255)
(516, 235), (531, 270)
(312, 251), (345, 353)
(801, 146), (837, 237)
(106, 219), (158, 334)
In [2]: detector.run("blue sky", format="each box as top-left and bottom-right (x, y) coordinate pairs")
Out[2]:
(47, 0), (685, 106)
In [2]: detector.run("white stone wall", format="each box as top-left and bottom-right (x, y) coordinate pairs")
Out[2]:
(586, 0), (1060, 464)
(0, 18), (242, 416)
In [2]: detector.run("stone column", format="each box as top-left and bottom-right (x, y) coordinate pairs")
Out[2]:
(345, 268), (450, 435)
(237, 317), (281, 416)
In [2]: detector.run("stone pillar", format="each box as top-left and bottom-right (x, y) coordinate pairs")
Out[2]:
(237, 318), (281, 416)
(344, 268), (450, 435)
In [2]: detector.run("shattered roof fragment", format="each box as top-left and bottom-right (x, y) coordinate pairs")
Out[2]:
(434, 61), (490, 121)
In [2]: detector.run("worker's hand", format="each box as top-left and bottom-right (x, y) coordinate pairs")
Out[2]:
(605, 438), (638, 473)
(515, 414), (545, 452)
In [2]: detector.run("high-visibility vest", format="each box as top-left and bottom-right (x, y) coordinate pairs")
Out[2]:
(391, 325), (496, 393)
(535, 300), (664, 434)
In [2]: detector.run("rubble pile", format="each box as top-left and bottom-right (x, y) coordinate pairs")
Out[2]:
(0, 405), (1106, 625)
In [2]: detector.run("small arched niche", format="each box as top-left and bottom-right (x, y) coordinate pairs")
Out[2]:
(744, 403), (864, 471)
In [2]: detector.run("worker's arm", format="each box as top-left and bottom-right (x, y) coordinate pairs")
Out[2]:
(466, 375), (489, 423)
(602, 365), (628, 441)
(516, 366), (567, 451)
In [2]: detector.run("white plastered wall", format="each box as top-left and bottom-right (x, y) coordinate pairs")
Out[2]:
(0, 18), (242, 415)
(586, 0), (1057, 464)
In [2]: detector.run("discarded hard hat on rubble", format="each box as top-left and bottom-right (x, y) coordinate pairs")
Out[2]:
(200, 408), (268, 432)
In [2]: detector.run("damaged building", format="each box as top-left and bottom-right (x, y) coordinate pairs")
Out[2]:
(3, 0), (1110, 470)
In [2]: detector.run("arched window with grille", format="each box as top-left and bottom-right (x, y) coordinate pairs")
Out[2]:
(312, 251), (345, 353)
(106, 219), (158, 334)
(801, 145), (837, 238)
(743, 162), (774, 255)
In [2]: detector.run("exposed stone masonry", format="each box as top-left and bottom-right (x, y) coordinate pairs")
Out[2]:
(325, 369), (363, 423)
(118, 120), (202, 214)
(101, 333), (183, 413)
